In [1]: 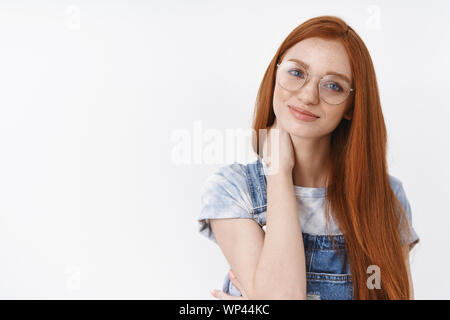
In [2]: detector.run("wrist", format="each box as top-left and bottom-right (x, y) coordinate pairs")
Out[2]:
(262, 158), (293, 177)
(266, 169), (293, 184)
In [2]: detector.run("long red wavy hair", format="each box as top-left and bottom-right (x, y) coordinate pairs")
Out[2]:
(251, 16), (412, 299)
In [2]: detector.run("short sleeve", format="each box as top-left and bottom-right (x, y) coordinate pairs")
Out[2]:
(198, 162), (254, 244)
(391, 176), (420, 250)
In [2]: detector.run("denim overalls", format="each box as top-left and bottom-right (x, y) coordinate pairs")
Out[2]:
(222, 158), (354, 300)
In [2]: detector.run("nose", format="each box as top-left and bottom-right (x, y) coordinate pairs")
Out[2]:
(295, 77), (320, 105)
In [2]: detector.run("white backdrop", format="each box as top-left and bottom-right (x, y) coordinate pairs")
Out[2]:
(0, 0), (448, 299)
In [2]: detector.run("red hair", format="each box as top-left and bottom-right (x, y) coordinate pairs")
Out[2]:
(251, 16), (412, 299)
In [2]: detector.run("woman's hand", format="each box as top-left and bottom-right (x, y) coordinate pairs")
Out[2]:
(210, 270), (249, 300)
(261, 118), (295, 175)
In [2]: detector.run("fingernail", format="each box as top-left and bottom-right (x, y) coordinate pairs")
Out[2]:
(229, 270), (235, 278)
(211, 289), (217, 295)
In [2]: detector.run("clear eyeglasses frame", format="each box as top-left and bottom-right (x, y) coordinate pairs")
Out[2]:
(275, 61), (355, 105)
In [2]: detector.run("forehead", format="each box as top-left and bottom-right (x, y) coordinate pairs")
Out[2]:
(283, 37), (352, 80)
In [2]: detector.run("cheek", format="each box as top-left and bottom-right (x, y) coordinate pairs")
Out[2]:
(272, 84), (294, 121)
(272, 85), (288, 117)
(322, 109), (347, 130)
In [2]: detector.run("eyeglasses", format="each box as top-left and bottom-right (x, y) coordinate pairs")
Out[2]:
(275, 61), (355, 105)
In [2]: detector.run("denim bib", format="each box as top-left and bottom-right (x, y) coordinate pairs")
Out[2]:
(222, 158), (354, 300)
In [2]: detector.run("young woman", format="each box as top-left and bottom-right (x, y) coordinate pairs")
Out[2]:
(197, 16), (419, 300)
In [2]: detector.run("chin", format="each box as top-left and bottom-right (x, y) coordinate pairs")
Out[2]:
(280, 116), (324, 138)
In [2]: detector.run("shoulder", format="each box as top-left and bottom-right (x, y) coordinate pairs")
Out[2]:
(388, 174), (409, 208)
(200, 161), (253, 217)
(201, 162), (251, 207)
(388, 174), (403, 193)
(202, 162), (248, 193)
(388, 174), (420, 248)
(388, 174), (411, 214)
(198, 162), (254, 243)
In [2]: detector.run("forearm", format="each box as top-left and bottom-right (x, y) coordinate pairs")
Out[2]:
(250, 171), (307, 299)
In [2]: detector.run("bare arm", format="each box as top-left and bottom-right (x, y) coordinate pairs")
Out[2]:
(210, 120), (306, 300)
(210, 171), (306, 299)
(252, 170), (307, 299)
(209, 218), (265, 298)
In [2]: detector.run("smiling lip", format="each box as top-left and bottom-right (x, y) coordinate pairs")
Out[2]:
(288, 105), (320, 122)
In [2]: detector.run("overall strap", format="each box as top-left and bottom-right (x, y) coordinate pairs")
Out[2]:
(244, 158), (267, 215)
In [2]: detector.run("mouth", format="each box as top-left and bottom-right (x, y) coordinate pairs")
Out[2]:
(288, 105), (320, 119)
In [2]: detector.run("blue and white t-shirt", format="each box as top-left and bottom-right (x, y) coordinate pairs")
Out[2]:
(198, 160), (420, 249)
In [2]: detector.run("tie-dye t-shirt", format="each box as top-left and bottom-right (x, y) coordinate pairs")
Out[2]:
(198, 161), (420, 250)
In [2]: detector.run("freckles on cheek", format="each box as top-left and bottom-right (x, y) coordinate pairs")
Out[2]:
(273, 88), (289, 112)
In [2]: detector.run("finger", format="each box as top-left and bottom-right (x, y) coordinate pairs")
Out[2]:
(211, 289), (243, 300)
(229, 270), (248, 298)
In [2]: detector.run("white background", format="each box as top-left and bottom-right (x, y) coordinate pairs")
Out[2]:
(0, 0), (448, 299)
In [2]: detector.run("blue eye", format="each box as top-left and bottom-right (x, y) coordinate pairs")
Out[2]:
(288, 69), (305, 78)
(324, 82), (343, 92)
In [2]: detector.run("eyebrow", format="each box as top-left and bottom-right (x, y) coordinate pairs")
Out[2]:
(287, 58), (352, 84)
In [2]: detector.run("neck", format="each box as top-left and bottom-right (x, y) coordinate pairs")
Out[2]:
(290, 134), (331, 188)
